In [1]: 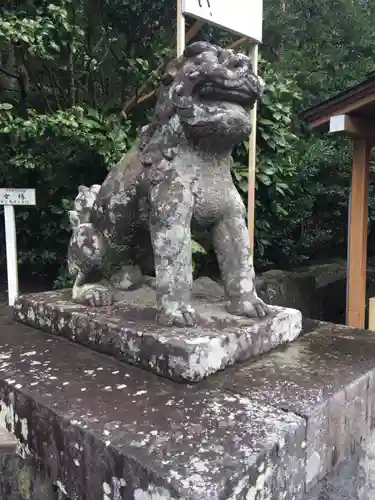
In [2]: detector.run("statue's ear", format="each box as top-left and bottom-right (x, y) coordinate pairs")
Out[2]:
(78, 185), (89, 194)
(90, 184), (101, 196)
(68, 210), (80, 229)
(162, 59), (179, 85)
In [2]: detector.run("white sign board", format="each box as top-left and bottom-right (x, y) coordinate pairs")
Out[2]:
(0, 188), (36, 307)
(0, 188), (36, 206)
(182, 0), (263, 43)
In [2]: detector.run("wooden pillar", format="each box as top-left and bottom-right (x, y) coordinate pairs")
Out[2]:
(347, 138), (372, 328)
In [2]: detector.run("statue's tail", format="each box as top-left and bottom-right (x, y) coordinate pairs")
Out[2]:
(68, 184), (101, 230)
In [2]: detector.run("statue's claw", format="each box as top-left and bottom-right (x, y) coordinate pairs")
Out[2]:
(226, 295), (269, 319)
(73, 284), (114, 308)
(158, 305), (197, 327)
(88, 286), (114, 308)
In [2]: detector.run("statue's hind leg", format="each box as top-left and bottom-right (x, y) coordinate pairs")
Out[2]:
(67, 220), (114, 307)
(109, 265), (143, 290)
(72, 272), (114, 307)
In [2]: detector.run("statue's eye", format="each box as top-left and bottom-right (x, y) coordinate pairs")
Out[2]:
(232, 56), (248, 70)
(184, 41), (216, 59)
(194, 51), (216, 64)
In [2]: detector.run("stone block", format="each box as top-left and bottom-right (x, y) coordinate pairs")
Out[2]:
(303, 429), (375, 500)
(0, 315), (306, 500)
(0, 454), (60, 500)
(13, 284), (301, 382)
(209, 323), (375, 492)
(256, 269), (318, 318)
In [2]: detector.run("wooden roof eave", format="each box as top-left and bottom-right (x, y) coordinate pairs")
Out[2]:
(300, 77), (375, 130)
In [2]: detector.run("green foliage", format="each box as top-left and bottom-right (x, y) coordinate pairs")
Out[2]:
(0, 2), (79, 60)
(0, 0), (138, 279)
(0, 104), (132, 163)
(263, 0), (375, 104)
(232, 58), (302, 261)
(0, 102), (132, 277)
(259, 138), (352, 266)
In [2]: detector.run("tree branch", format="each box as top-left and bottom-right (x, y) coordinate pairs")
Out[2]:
(121, 20), (205, 116)
(0, 66), (18, 79)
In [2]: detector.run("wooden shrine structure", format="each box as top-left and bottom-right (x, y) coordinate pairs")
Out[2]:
(301, 72), (375, 329)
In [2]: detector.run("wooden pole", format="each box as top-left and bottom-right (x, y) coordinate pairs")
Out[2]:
(248, 43), (259, 264)
(177, 0), (185, 58)
(347, 138), (372, 328)
(369, 297), (375, 330)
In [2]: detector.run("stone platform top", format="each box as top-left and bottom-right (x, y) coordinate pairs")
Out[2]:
(13, 279), (302, 382)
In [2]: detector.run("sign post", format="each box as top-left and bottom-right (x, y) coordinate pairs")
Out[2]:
(177, 0), (186, 57)
(0, 188), (36, 306)
(179, 0), (263, 261)
(248, 43), (259, 264)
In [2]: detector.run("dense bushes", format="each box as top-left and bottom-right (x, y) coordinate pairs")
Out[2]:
(1, 0), (375, 285)
(0, 104), (132, 280)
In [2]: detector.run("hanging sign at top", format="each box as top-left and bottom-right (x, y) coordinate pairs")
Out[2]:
(182, 0), (263, 43)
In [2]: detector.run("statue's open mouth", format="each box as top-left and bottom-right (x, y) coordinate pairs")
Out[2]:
(196, 79), (258, 107)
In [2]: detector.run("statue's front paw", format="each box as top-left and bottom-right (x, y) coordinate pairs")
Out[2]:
(227, 295), (269, 319)
(73, 284), (114, 307)
(157, 304), (197, 327)
(88, 286), (114, 307)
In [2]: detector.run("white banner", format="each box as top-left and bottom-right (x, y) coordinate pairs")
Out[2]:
(182, 0), (263, 43)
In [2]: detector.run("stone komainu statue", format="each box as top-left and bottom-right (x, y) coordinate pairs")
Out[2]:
(67, 41), (269, 327)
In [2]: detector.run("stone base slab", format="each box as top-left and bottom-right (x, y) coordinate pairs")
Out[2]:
(13, 282), (302, 382)
(0, 314), (306, 500)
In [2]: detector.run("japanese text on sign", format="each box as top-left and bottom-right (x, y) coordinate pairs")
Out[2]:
(0, 189), (36, 206)
(182, 0), (263, 43)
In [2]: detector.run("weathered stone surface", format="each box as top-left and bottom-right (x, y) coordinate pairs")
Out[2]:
(303, 429), (375, 500)
(13, 284), (301, 382)
(256, 269), (318, 319)
(273, 258), (375, 324)
(207, 323), (375, 492)
(0, 454), (62, 500)
(65, 41), (271, 328)
(0, 427), (17, 454)
(0, 427), (21, 500)
(0, 314), (306, 500)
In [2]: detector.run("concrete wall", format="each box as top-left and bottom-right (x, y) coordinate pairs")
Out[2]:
(257, 258), (375, 326)
(0, 454), (67, 500)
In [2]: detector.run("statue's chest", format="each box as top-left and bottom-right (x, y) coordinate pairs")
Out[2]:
(169, 155), (238, 225)
(192, 169), (234, 224)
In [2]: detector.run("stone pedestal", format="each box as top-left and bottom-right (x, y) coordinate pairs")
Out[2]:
(13, 279), (302, 382)
(2, 308), (375, 499)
